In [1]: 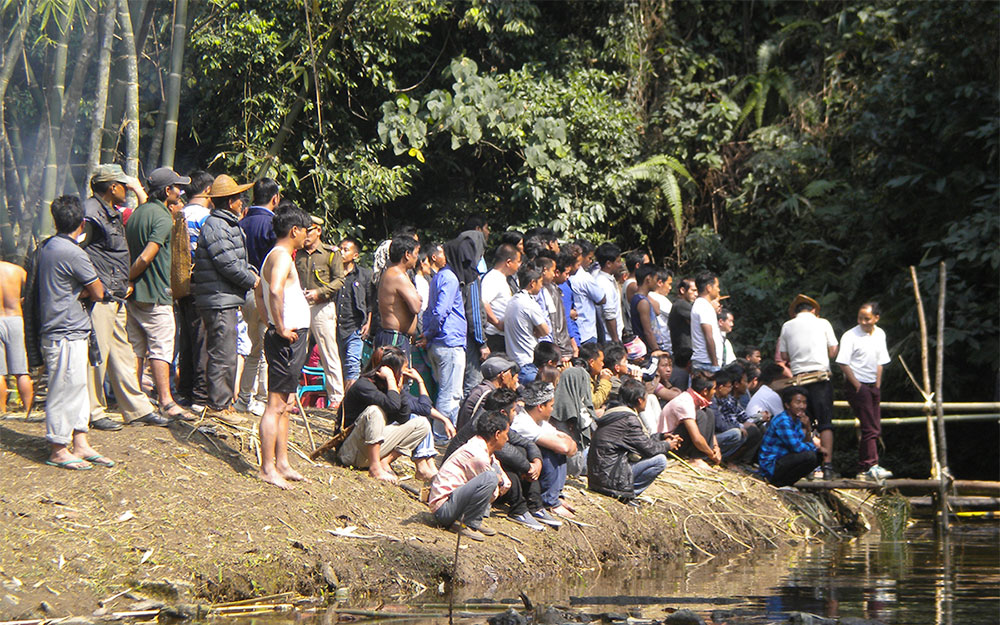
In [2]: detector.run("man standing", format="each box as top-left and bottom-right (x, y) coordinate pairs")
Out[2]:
(568, 244), (606, 345)
(503, 265), (550, 368)
(81, 164), (160, 428)
(336, 238), (371, 390)
(295, 216), (346, 409)
(0, 262), (32, 416)
(192, 174), (258, 424)
(668, 277), (697, 356)
(836, 302), (892, 481)
(718, 308), (737, 366)
(124, 167), (193, 421)
(422, 251), (467, 439)
(236, 178), (281, 416)
(594, 243), (624, 344)
(256, 208), (313, 489)
(778, 294), (838, 479)
(375, 236), (422, 360)
(175, 170), (214, 412)
(36, 196), (112, 470)
(690, 272), (723, 372)
(481, 244), (520, 355)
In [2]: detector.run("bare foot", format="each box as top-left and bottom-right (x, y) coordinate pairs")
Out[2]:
(414, 459), (438, 481)
(277, 464), (308, 482)
(369, 466), (398, 484)
(689, 458), (712, 471)
(415, 466), (437, 481)
(259, 470), (293, 490)
(72, 443), (100, 459)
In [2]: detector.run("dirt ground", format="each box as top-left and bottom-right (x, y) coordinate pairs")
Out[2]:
(0, 410), (830, 620)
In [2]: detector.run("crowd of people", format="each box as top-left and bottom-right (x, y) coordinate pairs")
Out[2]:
(12, 164), (892, 540)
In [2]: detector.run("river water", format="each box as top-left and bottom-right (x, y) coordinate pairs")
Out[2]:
(231, 523), (999, 624)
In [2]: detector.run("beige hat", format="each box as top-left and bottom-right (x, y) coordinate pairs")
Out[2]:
(309, 215), (324, 227)
(788, 294), (821, 319)
(206, 174), (253, 198)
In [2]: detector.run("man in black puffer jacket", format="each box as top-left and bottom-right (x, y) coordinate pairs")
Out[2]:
(588, 377), (680, 502)
(192, 175), (258, 422)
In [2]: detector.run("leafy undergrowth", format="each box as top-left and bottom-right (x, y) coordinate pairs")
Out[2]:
(1, 411), (818, 620)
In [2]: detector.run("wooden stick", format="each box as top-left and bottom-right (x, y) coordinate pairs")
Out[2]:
(213, 591), (295, 607)
(294, 393), (316, 452)
(935, 261), (951, 534)
(910, 265), (941, 480)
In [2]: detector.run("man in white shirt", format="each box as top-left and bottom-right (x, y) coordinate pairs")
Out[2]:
(481, 243), (520, 355)
(718, 308), (737, 366)
(503, 265), (551, 367)
(690, 272), (723, 372)
(744, 362), (786, 423)
(836, 302), (892, 481)
(594, 243), (624, 344)
(568, 245), (606, 345)
(777, 294), (838, 478)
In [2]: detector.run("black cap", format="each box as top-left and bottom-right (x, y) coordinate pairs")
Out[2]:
(147, 167), (191, 191)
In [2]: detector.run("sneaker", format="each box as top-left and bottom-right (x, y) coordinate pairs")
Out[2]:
(861, 465), (894, 481)
(508, 512), (546, 531)
(209, 409), (247, 426)
(808, 467), (824, 480)
(532, 508), (564, 527)
(822, 464), (840, 481)
(449, 522), (484, 542)
(247, 399), (266, 417)
(190, 403), (206, 414)
(476, 523), (498, 536)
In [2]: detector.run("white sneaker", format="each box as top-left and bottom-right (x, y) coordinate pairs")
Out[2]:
(248, 399), (266, 417)
(862, 465), (894, 481)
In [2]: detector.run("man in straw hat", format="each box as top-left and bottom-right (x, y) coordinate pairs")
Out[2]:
(80, 164), (162, 428)
(191, 174), (259, 425)
(777, 293), (838, 479)
(125, 167), (195, 423)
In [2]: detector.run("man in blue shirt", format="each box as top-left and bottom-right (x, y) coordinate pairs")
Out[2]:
(422, 262), (466, 441)
(236, 178), (280, 416)
(758, 386), (822, 486)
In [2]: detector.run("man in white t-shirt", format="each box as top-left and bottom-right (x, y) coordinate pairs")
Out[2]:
(777, 294), (838, 478)
(836, 302), (892, 481)
(744, 362), (786, 423)
(690, 272), (722, 372)
(503, 265), (550, 367)
(481, 243), (520, 355)
(510, 381), (577, 520)
(647, 268), (673, 353)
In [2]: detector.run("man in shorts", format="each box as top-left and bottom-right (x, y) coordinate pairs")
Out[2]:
(0, 261), (32, 415)
(255, 208), (313, 489)
(125, 167), (193, 421)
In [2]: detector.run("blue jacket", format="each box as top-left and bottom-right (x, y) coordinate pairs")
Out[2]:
(422, 266), (467, 348)
(239, 206), (275, 271)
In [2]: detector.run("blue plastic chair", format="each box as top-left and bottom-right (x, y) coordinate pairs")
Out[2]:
(298, 366), (327, 407)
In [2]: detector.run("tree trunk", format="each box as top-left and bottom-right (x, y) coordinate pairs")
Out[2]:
(37, 1), (75, 238)
(0, 0), (36, 258)
(161, 0), (189, 169)
(87, 0), (119, 183)
(56, 0), (100, 195)
(117, 0), (140, 181)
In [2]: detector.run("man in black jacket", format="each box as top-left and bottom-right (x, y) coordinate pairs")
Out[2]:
(191, 175), (258, 424)
(588, 377), (680, 502)
(336, 238), (372, 391)
(455, 356), (519, 431)
(444, 388), (549, 531)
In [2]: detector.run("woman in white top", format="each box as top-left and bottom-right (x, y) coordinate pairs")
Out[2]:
(836, 302), (891, 481)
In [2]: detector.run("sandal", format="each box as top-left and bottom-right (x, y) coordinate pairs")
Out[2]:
(83, 455), (116, 468)
(160, 401), (196, 422)
(45, 458), (93, 471)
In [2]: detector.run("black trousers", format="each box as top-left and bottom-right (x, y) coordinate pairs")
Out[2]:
(496, 468), (543, 516)
(199, 307), (238, 410)
(176, 296), (207, 405)
(672, 408), (717, 460)
(770, 450), (822, 487)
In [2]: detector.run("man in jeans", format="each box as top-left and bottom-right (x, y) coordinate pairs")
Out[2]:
(124, 167), (193, 422)
(81, 164), (162, 428)
(336, 238), (371, 390)
(421, 254), (466, 440)
(191, 175), (258, 424)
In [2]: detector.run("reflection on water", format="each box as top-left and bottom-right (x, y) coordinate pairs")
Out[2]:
(225, 524), (999, 624)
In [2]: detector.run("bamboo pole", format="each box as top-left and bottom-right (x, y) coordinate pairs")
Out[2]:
(831, 414), (1000, 427)
(910, 265), (940, 479)
(935, 261), (950, 534)
(833, 400), (1000, 411)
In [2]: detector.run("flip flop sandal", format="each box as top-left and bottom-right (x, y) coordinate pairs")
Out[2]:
(160, 401), (196, 422)
(45, 458), (93, 471)
(83, 455), (116, 468)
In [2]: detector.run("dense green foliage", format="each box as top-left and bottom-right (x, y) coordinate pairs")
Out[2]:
(2, 0), (997, 425)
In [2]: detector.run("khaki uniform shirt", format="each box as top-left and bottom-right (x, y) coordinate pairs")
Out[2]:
(294, 242), (346, 303)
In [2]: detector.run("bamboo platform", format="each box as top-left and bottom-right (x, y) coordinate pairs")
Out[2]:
(793, 478), (1000, 496)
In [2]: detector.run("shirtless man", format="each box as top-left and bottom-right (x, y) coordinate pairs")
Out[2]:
(254, 208), (313, 489)
(0, 261), (33, 414)
(374, 236), (422, 361)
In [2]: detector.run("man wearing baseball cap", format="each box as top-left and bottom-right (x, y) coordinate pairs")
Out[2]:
(124, 167), (194, 422)
(454, 356), (519, 431)
(80, 164), (163, 428)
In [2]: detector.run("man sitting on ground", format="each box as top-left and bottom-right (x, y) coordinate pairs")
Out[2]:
(657, 373), (721, 470)
(744, 361), (785, 424)
(758, 386), (822, 487)
(710, 368), (763, 465)
(428, 411), (511, 542)
(511, 382), (578, 520)
(456, 356), (519, 431)
(518, 340), (560, 387)
(589, 377), (679, 503)
(579, 342), (613, 412)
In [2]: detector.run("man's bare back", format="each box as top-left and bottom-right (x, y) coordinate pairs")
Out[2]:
(0, 261), (26, 317)
(379, 265), (420, 336)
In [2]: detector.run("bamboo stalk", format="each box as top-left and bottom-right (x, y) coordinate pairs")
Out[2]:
(294, 393), (316, 451)
(910, 266), (940, 480)
(831, 414), (1000, 427)
(935, 261), (950, 534)
(213, 591), (296, 607)
(832, 400), (1000, 411)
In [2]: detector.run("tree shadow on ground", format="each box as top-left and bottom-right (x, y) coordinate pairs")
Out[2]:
(0, 423), (50, 464)
(167, 421), (257, 477)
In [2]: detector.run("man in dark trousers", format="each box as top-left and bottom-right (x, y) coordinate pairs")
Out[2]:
(336, 238), (371, 391)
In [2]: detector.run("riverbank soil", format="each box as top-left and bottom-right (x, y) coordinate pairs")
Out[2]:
(2, 411), (829, 620)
